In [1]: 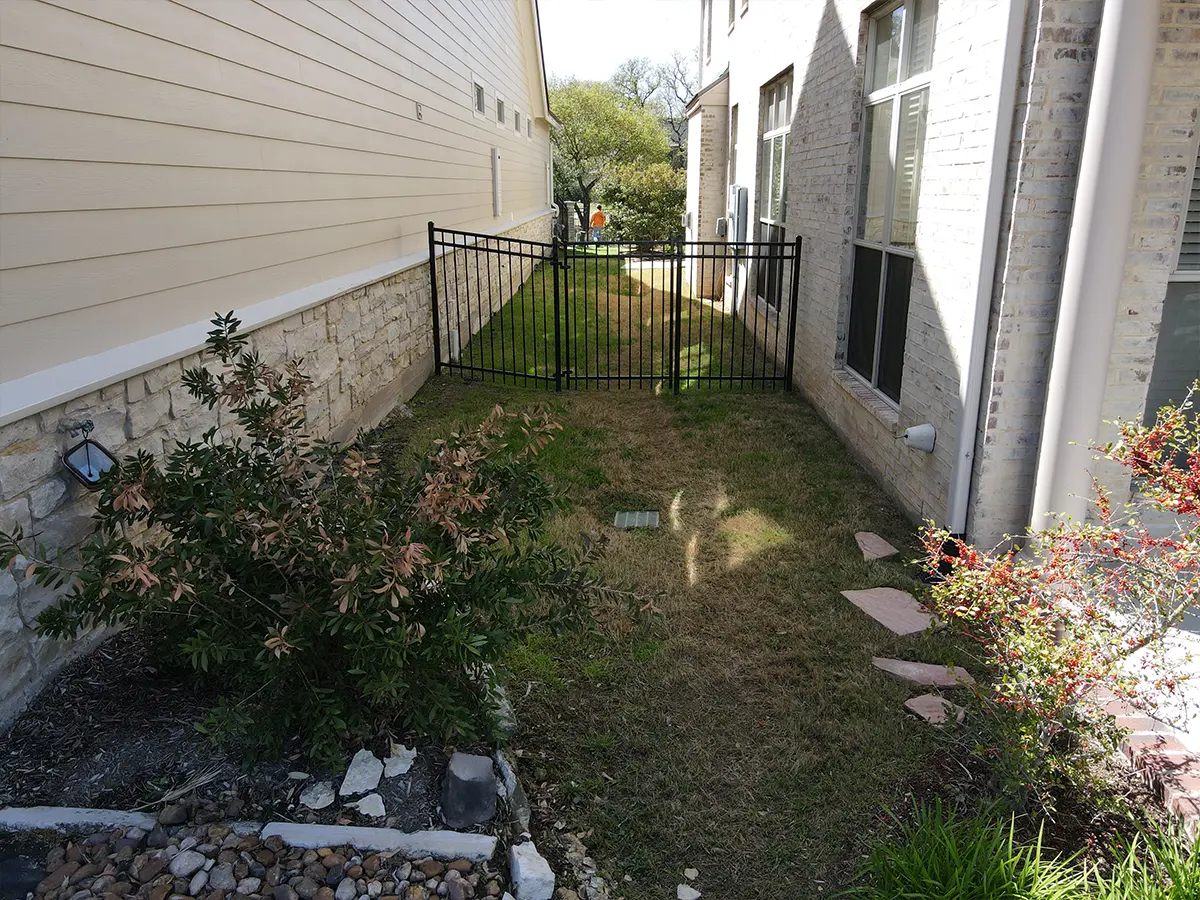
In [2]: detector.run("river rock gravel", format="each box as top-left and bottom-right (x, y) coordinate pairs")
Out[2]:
(24, 824), (507, 900)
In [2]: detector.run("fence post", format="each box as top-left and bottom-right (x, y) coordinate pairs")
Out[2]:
(673, 236), (684, 394)
(427, 221), (442, 377)
(552, 237), (562, 392)
(784, 236), (802, 389)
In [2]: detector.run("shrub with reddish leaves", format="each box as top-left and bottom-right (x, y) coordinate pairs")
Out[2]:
(2, 314), (622, 762)
(923, 383), (1200, 808)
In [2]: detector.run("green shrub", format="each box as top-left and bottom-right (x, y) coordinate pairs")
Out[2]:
(843, 802), (1086, 900)
(599, 162), (686, 242)
(2, 314), (617, 762)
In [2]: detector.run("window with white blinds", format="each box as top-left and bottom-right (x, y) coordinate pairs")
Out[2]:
(846, 0), (937, 404)
(1179, 143), (1200, 271)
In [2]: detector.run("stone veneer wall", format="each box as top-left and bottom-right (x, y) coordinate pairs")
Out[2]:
(0, 212), (552, 730)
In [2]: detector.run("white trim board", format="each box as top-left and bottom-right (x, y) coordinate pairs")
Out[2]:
(0, 209), (555, 428)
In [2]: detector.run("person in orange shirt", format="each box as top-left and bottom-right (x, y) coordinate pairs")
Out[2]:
(589, 205), (607, 242)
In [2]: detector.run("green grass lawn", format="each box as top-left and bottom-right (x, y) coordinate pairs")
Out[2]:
(447, 251), (788, 391)
(377, 379), (970, 897)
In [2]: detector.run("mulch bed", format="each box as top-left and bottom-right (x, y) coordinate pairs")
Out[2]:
(0, 632), (447, 832)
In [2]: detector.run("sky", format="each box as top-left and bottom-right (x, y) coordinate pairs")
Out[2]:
(538, 0), (697, 82)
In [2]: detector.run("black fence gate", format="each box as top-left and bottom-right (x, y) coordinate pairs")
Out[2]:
(427, 222), (801, 392)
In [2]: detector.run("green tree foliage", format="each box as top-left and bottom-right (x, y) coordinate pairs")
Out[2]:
(3, 315), (624, 762)
(599, 162), (686, 242)
(549, 78), (669, 236)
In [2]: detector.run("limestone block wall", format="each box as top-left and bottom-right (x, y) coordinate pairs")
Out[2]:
(0, 212), (552, 731)
(432, 216), (555, 367)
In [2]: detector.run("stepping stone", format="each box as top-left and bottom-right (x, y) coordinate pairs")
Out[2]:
(614, 510), (660, 529)
(856, 531), (899, 561)
(904, 693), (965, 725)
(872, 657), (975, 688)
(841, 588), (932, 635)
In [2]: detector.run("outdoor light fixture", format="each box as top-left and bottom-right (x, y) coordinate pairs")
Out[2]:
(61, 420), (118, 489)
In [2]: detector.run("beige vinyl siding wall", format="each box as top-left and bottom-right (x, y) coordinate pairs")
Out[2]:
(0, 0), (553, 382)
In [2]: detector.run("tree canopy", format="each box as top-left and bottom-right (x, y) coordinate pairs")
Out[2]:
(549, 78), (670, 229)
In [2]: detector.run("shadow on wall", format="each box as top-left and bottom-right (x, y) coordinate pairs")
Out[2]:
(781, 0), (964, 529)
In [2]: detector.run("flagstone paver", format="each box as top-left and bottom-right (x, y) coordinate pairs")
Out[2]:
(903, 693), (965, 725)
(841, 588), (931, 636)
(872, 657), (975, 688)
(855, 532), (899, 561)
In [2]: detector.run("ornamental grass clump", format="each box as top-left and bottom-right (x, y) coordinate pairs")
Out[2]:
(2, 314), (619, 762)
(923, 384), (1200, 809)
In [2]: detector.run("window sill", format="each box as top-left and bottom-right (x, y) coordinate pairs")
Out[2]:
(832, 366), (900, 432)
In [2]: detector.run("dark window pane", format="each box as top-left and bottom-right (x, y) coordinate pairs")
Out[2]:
(1144, 281), (1200, 423)
(877, 253), (913, 402)
(847, 246), (883, 379)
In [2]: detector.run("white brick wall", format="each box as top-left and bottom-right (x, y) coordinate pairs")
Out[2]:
(0, 213), (552, 730)
(699, 0), (1011, 525)
(968, 0), (1102, 547)
(971, 0), (1200, 545)
(695, 0), (1199, 544)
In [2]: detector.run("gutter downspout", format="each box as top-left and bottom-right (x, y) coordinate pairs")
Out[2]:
(946, 0), (1029, 535)
(1029, 0), (1157, 531)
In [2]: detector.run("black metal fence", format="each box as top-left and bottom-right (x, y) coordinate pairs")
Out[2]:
(427, 222), (801, 392)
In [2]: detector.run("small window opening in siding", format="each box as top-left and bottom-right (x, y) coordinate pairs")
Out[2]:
(474, 82), (485, 114)
(497, 99), (506, 125)
(528, 119), (533, 138)
(515, 110), (522, 132)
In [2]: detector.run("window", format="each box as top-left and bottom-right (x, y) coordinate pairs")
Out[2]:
(473, 82), (485, 114)
(496, 99), (505, 125)
(846, 0), (937, 404)
(1145, 140), (1200, 429)
(728, 104), (739, 186)
(755, 70), (792, 309)
(514, 110), (521, 133)
(527, 119), (533, 138)
(703, 0), (713, 61)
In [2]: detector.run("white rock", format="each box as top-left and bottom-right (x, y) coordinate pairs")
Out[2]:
(384, 744), (417, 777)
(237, 877), (262, 894)
(509, 842), (555, 900)
(188, 870), (208, 895)
(354, 793), (386, 817)
(335, 877), (357, 900)
(677, 886), (702, 900)
(168, 849), (207, 878)
(340, 749), (384, 797)
(288, 771), (311, 780)
(367, 881), (383, 898)
(683, 868), (699, 881)
(300, 781), (336, 810)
